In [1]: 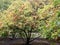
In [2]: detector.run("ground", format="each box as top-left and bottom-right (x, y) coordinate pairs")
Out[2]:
(0, 38), (60, 45)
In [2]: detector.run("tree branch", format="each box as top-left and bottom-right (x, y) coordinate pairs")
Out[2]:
(39, 16), (51, 21)
(30, 36), (40, 42)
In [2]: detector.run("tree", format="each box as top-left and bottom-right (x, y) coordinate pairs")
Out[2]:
(0, 0), (60, 45)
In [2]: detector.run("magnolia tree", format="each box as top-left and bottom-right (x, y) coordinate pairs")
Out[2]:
(0, 0), (60, 45)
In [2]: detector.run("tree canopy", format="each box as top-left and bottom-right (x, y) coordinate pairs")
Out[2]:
(0, 0), (60, 40)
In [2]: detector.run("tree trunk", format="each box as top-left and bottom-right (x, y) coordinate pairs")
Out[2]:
(25, 38), (31, 45)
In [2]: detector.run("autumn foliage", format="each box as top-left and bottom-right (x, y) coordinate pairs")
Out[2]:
(0, 0), (60, 40)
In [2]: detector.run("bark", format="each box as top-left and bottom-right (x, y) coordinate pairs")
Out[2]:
(25, 38), (31, 45)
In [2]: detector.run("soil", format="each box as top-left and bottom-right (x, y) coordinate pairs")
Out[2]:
(0, 38), (60, 45)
